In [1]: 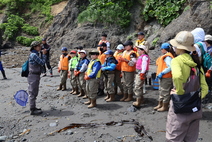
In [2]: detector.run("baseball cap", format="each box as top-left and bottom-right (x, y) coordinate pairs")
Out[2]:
(205, 35), (212, 41)
(170, 31), (195, 51)
(123, 41), (133, 46)
(42, 38), (47, 41)
(89, 49), (100, 55)
(137, 32), (145, 36)
(79, 50), (86, 54)
(104, 50), (114, 55)
(61, 47), (68, 51)
(70, 50), (77, 54)
(102, 33), (107, 37)
(98, 42), (107, 47)
(161, 43), (171, 49)
(116, 44), (124, 50)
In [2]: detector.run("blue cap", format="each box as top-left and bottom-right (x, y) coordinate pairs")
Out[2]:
(104, 50), (114, 55)
(161, 43), (170, 49)
(61, 47), (68, 51)
(14, 90), (28, 107)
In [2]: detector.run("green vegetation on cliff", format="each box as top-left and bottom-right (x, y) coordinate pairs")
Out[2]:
(0, 0), (64, 45)
(77, 0), (133, 28)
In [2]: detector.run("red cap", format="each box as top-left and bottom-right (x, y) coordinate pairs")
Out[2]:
(70, 50), (77, 54)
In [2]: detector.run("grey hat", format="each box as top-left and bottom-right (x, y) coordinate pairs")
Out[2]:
(30, 41), (41, 51)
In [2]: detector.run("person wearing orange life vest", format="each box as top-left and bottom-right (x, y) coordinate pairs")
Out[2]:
(154, 43), (175, 112)
(119, 41), (137, 102)
(113, 44), (124, 95)
(57, 47), (71, 91)
(98, 33), (110, 50)
(133, 45), (150, 107)
(97, 42), (107, 96)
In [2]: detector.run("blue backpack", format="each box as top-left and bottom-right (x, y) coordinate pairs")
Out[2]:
(21, 60), (29, 77)
(197, 42), (212, 70)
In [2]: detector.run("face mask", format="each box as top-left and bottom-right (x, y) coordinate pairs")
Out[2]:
(63, 53), (68, 56)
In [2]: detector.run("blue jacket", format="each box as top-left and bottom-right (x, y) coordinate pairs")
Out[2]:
(102, 57), (117, 71)
(75, 57), (90, 72)
(88, 60), (101, 78)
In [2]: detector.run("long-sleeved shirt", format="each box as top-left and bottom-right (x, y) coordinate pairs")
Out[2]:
(161, 56), (172, 74)
(138, 56), (148, 74)
(101, 57), (117, 71)
(88, 60), (101, 78)
(29, 50), (46, 66)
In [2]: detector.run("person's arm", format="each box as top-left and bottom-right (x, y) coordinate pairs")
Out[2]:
(140, 56), (148, 73)
(88, 61), (101, 78)
(171, 58), (184, 95)
(79, 60), (89, 72)
(106, 42), (110, 50)
(128, 53), (137, 66)
(161, 56), (172, 74)
(103, 63), (116, 71)
(31, 53), (46, 66)
(200, 68), (209, 99)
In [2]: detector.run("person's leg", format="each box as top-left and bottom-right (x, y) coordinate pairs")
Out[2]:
(62, 70), (68, 90)
(84, 80), (91, 105)
(114, 70), (123, 94)
(28, 74), (42, 115)
(46, 58), (52, 75)
(158, 78), (173, 111)
(88, 79), (98, 108)
(133, 73), (144, 106)
(98, 73), (105, 96)
(78, 73), (86, 97)
(125, 72), (135, 101)
(70, 70), (78, 93)
(57, 71), (63, 90)
(0, 62), (7, 79)
(106, 74), (115, 102)
(120, 71), (128, 101)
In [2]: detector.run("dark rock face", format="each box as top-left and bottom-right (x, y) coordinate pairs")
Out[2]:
(159, 1), (212, 43)
(45, 0), (130, 50)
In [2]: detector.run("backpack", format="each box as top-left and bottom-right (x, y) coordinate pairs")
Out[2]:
(21, 60), (29, 77)
(197, 42), (212, 69)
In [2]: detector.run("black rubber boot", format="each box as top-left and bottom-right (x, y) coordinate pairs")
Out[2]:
(30, 108), (43, 115)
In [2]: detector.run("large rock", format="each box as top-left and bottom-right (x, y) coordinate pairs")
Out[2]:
(158, 1), (212, 43)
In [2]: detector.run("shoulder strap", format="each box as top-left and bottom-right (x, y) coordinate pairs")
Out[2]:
(196, 42), (205, 55)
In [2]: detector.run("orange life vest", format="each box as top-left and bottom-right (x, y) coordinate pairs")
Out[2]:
(58, 55), (69, 70)
(98, 52), (106, 64)
(121, 50), (136, 72)
(156, 52), (174, 78)
(114, 51), (123, 71)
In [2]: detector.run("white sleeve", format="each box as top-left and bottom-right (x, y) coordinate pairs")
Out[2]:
(141, 56), (148, 73)
(128, 58), (136, 66)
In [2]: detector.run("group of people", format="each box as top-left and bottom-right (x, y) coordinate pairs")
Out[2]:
(24, 27), (212, 142)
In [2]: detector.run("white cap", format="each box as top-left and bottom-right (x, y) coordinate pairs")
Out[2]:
(79, 50), (86, 54)
(205, 35), (212, 41)
(116, 44), (124, 50)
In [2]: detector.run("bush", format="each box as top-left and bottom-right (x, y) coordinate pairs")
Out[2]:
(16, 36), (42, 46)
(0, 14), (24, 39)
(22, 24), (39, 36)
(143, 0), (186, 26)
(77, 0), (133, 28)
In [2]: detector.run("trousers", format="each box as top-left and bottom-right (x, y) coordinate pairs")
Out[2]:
(123, 71), (135, 95)
(159, 78), (173, 103)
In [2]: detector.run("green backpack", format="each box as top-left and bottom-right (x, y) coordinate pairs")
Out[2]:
(196, 42), (212, 70)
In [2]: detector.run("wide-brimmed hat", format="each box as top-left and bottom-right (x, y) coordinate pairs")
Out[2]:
(170, 31), (195, 51)
(137, 45), (148, 53)
(30, 41), (41, 51)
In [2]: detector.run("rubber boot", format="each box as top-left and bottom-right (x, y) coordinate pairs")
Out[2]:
(97, 89), (104, 96)
(72, 87), (79, 95)
(62, 84), (67, 91)
(78, 89), (85, 97)
(133, 96), (144, 107)
(106, 94), (115, 102)
(57, 84), (62, 91)
(82, 94), (88, 99)
(30, 108), (43, 115)
(70, 88), (75, 94)
(124, 94), (133, 102)
(154, 101), (163, 110)
(157, 102), (169, 112)
(1, 70), (7, 79)
(104, 93), (110, 100)
(88, 99), (96, 108)
(84, 98), (91, 105)
(120, 94), (128, 101)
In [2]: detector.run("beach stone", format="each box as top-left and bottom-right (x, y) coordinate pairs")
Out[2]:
(65, 130), (73, 135)
(0, 136), (7, 141)
(49, 123), (57, 127)
(127, 106), (137, 112)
